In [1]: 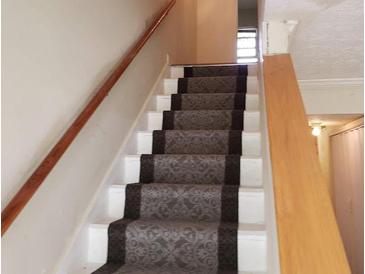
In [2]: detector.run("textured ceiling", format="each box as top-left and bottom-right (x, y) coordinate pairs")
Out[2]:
(264, 0), (364, 80)
(264, 0), (346, 20)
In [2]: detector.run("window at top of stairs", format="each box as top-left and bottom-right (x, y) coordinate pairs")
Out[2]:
(237, 28), (258, 63)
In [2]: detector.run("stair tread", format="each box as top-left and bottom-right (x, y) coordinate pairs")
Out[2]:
(92, 219), (238, 273)
(182, 64), (248, 78)
(157, 93), (258, 97)
(90, 67), (265, 274)
(162, 110), (244, 130)
(147, 110), (259, 114)
(91, 220), (266, 233)
(153, 129), (243, 131)
(124, 154), (262, 159)
(96, 264), (238, 274)
(178, 75), (247, 94)
(123, 183), (239, 222)
(179, 75), (246, 80)
(70, 263), (266, 274)
(171, 93), (245, 111)
(152, 129), (242, 155)
(163, 109), (244, 112)
(139, 154), (241, 185)
(95, 264), (239, 274)
(137, 130), (261, 135)
(110, 183), (264, 193)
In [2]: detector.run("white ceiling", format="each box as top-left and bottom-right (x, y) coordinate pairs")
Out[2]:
(238, 0), (257, 10)
(264, 0), (364, 80)
(264, 0), (345, 20)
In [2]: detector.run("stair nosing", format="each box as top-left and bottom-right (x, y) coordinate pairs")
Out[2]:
(89, 220), (266, 234)
(109, 183), (264, 193)
(147, 110), (259, 114)
(124, 154), (262, 159)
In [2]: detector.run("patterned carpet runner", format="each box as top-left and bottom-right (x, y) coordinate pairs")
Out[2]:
(93, 65), (247, 274)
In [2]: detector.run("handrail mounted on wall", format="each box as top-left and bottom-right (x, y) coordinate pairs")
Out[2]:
(1, 0), (176, 236)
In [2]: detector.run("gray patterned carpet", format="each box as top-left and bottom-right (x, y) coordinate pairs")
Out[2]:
(92, 65), (247, 274)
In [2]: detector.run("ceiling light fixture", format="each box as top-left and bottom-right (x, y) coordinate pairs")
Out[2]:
(310, 122), (322, 137)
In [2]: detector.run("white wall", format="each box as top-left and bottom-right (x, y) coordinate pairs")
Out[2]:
(2, 0), (197, 273)
(317, 127), (335, 201)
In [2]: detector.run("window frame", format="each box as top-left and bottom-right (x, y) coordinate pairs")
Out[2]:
(237, 28), (258, 63)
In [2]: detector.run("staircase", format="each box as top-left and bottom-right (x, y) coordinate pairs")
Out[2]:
(69, 64), (266, 274)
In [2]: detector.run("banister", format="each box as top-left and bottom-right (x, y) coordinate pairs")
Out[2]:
(1, 0), (176, 236)
(263, 54), (350, 273)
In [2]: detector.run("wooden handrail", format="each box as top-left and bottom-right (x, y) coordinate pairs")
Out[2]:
(263, 54), (350, 273)
(1, 0), (176, 236)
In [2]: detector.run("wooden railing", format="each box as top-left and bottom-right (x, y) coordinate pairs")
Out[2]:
(1, 0), (176, 236)
(263, 54), (351, 273)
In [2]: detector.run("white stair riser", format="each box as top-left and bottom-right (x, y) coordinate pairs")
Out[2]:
(147, 111), (260, 132)
(238, 232), (267, 272)
(136, 131), (261, 156)
(155, 94), (259, 112)
(87, 225), (267, 272)
(170, 65), (258, 79)
(242, 132), (262, 156)
(108, 186), (264, 224)
(121, 156), (262, 187)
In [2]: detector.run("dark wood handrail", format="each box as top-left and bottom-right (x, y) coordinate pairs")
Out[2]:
(1, 0), (176, 236)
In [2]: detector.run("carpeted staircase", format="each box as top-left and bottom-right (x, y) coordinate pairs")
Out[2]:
(93, 65), (248, 274)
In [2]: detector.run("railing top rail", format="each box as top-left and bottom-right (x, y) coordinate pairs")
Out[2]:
(263, 54), (350, 274)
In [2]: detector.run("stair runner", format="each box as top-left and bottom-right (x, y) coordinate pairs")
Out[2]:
(93, 65), (248, 274)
